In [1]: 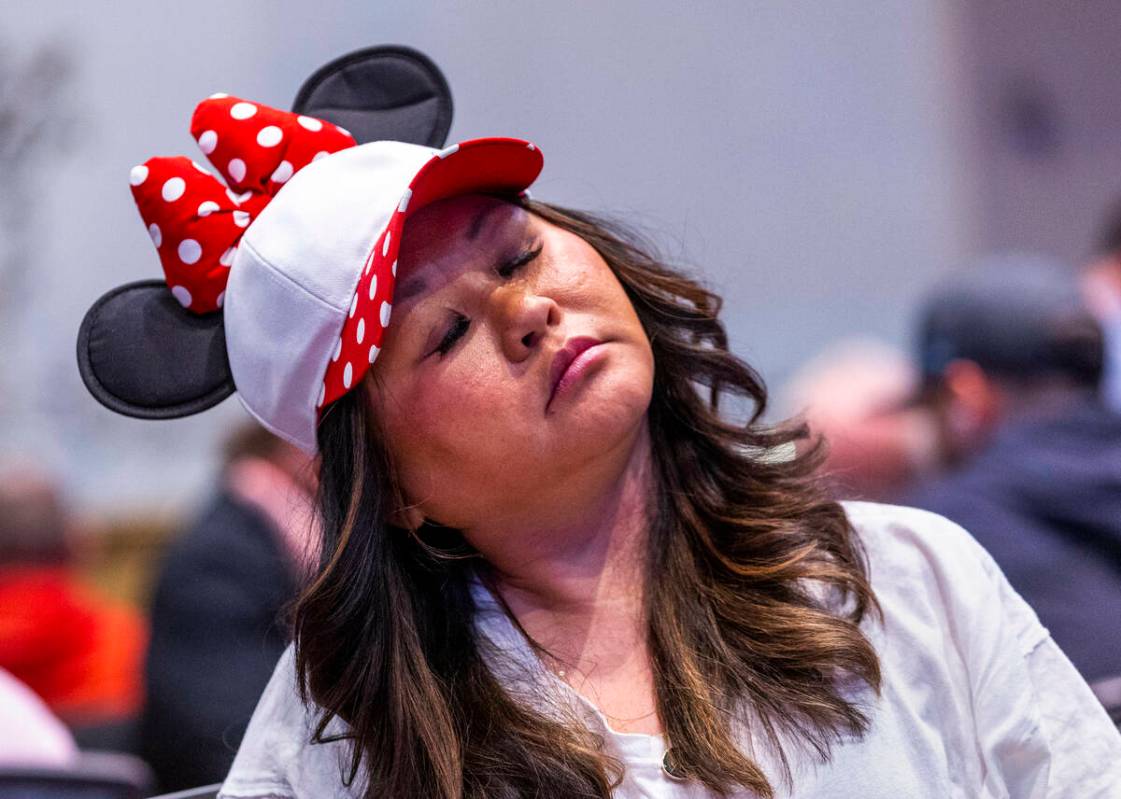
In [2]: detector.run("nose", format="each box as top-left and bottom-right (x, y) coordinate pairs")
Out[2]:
(492, 286), (561, 362)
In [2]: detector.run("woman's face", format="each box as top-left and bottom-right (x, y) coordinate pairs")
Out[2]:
(365, 195), (654, 533)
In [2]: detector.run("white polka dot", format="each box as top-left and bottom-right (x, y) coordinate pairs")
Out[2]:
(227, 159), (246, 182)
(226, 188), (241, 205)
(382, 230), (391, 257)
(397, 189), (412, 213)
(270, 160), (293, 183)
(368, 274), (378, 300)
(208, 92), (229, 99)
(332, 338), (342, 362)
(437, 144), (459, 159)
(256, 125), (283, 147)
(236, 190), (253, 203)
(380, 301), (392, 327)
(527, 142), (536, 151)
(129, 164), (149, 186)
(197, 200), (219, 217)
(178, 239), (202, 264)
(342, 362), (353, 389)
(219, 246), (236, 266)
(312, 151), (329, 162)
(391, 259), (397, 277)
(356, 318), (365, 344)
(171, 285), (192, 307)
(148, 223), (161, 247)
(336, 125), (351, 138)
(317, 383), (325, 408)
(349, 293), (358, 318)
(297, 115), (323, 131)
(216, 291), (225, 308)
(521, 188), (533, 200)
(161, 177), (186, 202)
(368, 344), (380, 364)
(233, 210), (251, 228)
(230, 102), (257, 120)
(197, 130), (218, 154)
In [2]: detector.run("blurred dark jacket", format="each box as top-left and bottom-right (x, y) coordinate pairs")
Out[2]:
(140, 493), (298, 792)
(905, 398), (1121, 682)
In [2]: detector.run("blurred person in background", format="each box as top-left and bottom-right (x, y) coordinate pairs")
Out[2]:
(140, 422), (319, 792)
(903, 254), (1121, 683)
(1082, 197), (1121, 413)
(0, 469), (146, 738)
(781, 339), (939, 501)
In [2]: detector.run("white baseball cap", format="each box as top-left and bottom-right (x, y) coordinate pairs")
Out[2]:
(228, 135), (543, 450)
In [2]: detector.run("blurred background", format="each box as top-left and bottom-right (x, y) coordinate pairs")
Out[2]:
(4, 0), (1121, 794)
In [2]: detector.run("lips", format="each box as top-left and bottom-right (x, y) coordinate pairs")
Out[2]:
(548, 336), (603, 408)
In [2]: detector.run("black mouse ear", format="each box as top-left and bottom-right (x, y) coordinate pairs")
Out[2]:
(77, 280), (235, 419)
(292, 45), (453, 148)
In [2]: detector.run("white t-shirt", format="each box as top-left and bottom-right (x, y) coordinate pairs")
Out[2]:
(218, 502), (1121, 798)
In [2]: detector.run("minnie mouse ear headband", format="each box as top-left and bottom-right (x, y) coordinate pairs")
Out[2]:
(78, 93), (542, 453)
(78, 45), (454, 427)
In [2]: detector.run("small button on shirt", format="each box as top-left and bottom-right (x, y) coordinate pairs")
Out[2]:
(218, 502), (1121, 798)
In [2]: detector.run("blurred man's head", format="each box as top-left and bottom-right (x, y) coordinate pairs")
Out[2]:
(916, 253), (1103, 463)
(0, 470), (70, 567)
(222, 421), (318, 497)
(1082, 197), (1121, 322)
(220, 421), (321, 574)
(783, 339), (939, 501)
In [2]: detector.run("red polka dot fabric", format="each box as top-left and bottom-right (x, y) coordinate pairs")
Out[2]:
(129, 95), (355, 313)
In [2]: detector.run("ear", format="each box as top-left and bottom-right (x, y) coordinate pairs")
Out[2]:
(392, 503), (427, 532)
(941, 359), (1003, 441)
(292, 45), (453, 148)
(77, 280), (235, 418)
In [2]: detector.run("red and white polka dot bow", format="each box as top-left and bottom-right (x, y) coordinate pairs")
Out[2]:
(129, 94), (356, 313)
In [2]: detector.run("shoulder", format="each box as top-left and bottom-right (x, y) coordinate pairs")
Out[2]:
(841, 499), (989, 564)
(840, 502), (1121, 795)
(843, 500), (1003, 595)
(219, 646), (359, 799)
(841, 500), (1048, 659)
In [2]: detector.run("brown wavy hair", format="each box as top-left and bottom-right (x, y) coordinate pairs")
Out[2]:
(293, 199), (882, 798)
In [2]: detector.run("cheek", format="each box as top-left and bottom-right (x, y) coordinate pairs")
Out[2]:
(542, 241), (642, 333)
(381, 356), (517, 496)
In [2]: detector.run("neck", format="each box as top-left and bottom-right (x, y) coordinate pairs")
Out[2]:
(474, 422), (655, 664)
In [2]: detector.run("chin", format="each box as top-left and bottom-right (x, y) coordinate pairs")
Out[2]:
(552, 358), (653, 456)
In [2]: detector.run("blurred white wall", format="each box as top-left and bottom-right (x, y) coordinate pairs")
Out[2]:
(0, 0), (970, 513)
(956, 0), (1121, 261)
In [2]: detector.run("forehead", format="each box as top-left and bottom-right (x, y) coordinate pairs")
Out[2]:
(394, 195), (529, 304)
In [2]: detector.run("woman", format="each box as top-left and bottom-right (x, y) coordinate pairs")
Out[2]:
(81, 96), (1120, 798)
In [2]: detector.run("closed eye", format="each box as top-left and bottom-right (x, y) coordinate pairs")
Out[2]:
(432, 313), (470, 357)
(497, 243), (543, 279)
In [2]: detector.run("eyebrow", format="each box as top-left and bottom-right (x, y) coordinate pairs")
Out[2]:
(395, 275), (426, 305)
(468, 202), (508, 241)
(396, 203), (513, 303)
